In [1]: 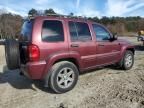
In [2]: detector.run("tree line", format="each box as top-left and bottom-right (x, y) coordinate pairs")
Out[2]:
(0, 13), (22, 39)
(0, 8), (144, 39)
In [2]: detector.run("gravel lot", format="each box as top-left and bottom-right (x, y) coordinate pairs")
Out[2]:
(0, 37), (144, 108)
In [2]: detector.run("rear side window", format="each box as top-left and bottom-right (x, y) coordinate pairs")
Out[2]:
(69, 21), (92, 41)
(21, 20), (33, 41)
(69, 22), (78, 40)
(42, 20), (64, 42)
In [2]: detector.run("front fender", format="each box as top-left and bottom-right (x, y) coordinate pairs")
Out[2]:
(120, 45), (135, 59)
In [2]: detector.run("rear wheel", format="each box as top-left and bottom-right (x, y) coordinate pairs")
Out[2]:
(49, 61), (79, 93)
(5, 39), (20, 70)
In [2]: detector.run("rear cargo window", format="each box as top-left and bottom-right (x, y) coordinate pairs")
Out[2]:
(20, 20), (33, 41)
(42, 20), (64, 42)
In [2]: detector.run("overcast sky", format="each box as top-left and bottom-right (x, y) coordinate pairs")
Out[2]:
(0, 0), (144, 17)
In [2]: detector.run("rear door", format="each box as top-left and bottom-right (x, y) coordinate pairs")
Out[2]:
(40, 19), (69, 61)
(92, 24), (121, 65)
(68, 21), (96, 69)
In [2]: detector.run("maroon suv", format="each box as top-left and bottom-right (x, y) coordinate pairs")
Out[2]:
(5, 15), (135, 93)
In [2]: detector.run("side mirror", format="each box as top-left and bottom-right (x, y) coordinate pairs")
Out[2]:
(111, 33), (118, 41)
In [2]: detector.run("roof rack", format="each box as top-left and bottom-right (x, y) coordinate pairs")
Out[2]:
(46, 13), (88, 20)
(27, 13), (88, 21)
(28, 14), (35, 20)
(46, 13), (67, 18)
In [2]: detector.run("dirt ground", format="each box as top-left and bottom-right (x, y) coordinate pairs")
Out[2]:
(0, 37), (144, 108)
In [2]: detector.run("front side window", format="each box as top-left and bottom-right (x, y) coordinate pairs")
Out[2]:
(93, 24), (110, 41)
(76, 22), (91, 40)
(42, 20), (64, 42)
(69, 21), (92, 41)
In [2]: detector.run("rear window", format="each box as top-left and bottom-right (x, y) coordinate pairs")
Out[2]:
(42, 20), (64, 42)
(20, 20), (33, 41)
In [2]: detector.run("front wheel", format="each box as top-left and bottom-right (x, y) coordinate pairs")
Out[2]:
(49, 61), (79, 93)
(119, 50), (134, 70)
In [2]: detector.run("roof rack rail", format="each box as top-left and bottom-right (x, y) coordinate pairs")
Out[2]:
(46, 13), (88, 20)
(28, 14), (35, 20)
(46, 13), (67, 17)
(27, 13), (88, 21)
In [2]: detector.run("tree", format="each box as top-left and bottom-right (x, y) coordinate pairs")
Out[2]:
(0, 8), (8, 15)
(100, 16), (110, 25)
(0, 13), (22, 39)
(92, 17), (100, 22)
(44, 8), (56, 15)
(69, 12), (74, 16)
(28, 8), (38, 16)
(37, 10), (44, 16)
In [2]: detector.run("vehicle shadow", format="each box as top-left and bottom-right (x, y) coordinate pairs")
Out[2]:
(0, 65), (123, 94)
(135, 45), (144, 51)
(80, 65), (124, 76)
(0, 65), (55, 94)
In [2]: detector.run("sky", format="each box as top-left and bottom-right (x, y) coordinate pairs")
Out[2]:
(0, 0), (144, 17)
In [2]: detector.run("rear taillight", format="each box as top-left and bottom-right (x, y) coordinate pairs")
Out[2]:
(28, 44), (40, 61)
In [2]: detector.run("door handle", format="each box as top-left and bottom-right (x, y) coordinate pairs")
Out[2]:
(98, 44), (105, 46)
(71, 44), (79, 47)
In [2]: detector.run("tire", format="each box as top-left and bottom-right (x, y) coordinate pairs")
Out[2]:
(49, 61), (79, 93)
(137, 37), (140, 41)
(138, 37), (142, 41)
(5, 39), (20, 70)
(119, 50), (134, 70)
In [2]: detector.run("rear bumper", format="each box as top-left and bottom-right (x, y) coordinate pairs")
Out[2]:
(20, 60), (46, 79)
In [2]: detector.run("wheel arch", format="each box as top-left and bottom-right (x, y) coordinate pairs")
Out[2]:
(53, 58), (80, 71)
(126, 48), (135, 55)
(121, 46), (135, 57)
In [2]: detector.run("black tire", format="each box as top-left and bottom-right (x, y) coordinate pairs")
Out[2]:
(137, 37), (140, 41)
(138, 36), (142, 41)
(5, 39), (20, 70)
(119, 50), (134, 70)
(49, 61), (79, 93)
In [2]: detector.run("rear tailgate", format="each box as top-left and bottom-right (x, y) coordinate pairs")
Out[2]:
(19, 19), (34, 64)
